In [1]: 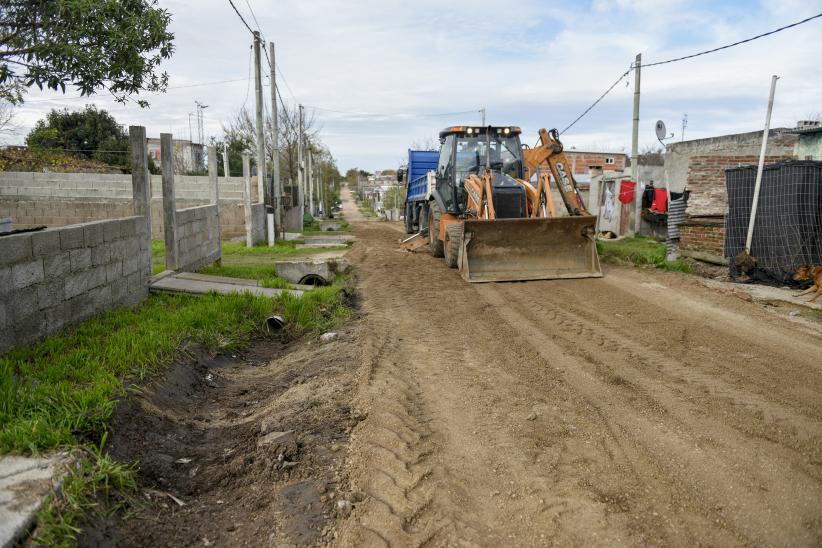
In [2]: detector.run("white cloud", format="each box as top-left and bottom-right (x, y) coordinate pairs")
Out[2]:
(5, 0), (822, 172)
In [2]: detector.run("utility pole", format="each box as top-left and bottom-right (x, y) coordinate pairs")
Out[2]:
(745, 75), (779, 255)
(681, 113), (688, 142)
(298, 104), (305, 219)
(631, 53), (642, 236)
(253, 31), (266, 206)
(480, 107), (486, 126)
(223, 142), (230, 178)
(308, 148), (314, 216)
(269, 42), (281, 242)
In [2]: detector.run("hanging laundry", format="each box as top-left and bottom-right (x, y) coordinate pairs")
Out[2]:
(651, 188), (668, 213)
(618, 180), (636, 204)
(603, 182), (615, 220)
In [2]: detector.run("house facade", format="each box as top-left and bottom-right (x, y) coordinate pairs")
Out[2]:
(146, 138), (205, 174)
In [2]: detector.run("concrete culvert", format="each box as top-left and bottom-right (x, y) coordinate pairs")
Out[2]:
(299, 274), (328, 286)
(266, 315), (285, 331)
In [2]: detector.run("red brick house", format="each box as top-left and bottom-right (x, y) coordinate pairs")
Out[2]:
(563, 149), (627, 175)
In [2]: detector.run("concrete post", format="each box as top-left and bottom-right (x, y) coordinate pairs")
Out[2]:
(269, 41), (282, 241)
(208, 145), (222, 264)
(160, 133), (178, 270)
(129, 125), (152, 279)
(630, 53), (642, 236)
(243, 153), (253, 247)
(253, 31), (266, 205)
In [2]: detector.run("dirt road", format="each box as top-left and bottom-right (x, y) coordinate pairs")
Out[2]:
(338, 187), (822, 547)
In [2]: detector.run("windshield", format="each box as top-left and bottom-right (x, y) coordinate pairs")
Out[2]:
(455, 135), (522, 181)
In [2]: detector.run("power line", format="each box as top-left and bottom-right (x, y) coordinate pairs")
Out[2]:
(307, 105), (480, 119)
(241, 45), (253, 110)
(243, 0), (263, 33)
(641, 11), (822, 68)
(226, 0), (254, 34)
(560, 12), (822, 135)
(276, 66), (297, 101)
(559, 69), (630, 135)
(22, 77), (250, 103)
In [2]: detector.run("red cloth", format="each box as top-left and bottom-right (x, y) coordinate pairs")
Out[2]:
(618, 180), (636, 204)
(651, 188), (668, 213)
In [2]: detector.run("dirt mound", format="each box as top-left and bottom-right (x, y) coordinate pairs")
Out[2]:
(79, 325), (362, 547)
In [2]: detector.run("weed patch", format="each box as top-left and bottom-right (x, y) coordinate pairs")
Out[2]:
(597, 237), (690, 273)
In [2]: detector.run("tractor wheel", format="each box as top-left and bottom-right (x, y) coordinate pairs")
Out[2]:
(444, 223), (463, 268)
(404, 203), (414, 234)
(428, 202), (444, 257)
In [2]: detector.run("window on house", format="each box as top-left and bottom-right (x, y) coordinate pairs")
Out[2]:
(605, 157), (615, 164)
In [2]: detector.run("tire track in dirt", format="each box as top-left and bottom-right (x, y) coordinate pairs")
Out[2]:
(338, 185), (822, 547)
(478, 282), (822, 546)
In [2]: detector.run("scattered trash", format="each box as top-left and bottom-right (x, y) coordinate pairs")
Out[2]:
(320, 332), (338, 342)
(526, 412), (537, 421)
(175, 457), (193, 464)
(789, 310), (801, 317)
(336, 499), (353, 517)
(146, 488), (186, 507)
(734, 291), (753, 302)
(266, 315), (285, 331)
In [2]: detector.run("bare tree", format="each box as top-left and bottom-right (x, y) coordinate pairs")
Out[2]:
(410, 136), (438, 151)
(222, 103), (320, 186)
(0, 100), (19, 143)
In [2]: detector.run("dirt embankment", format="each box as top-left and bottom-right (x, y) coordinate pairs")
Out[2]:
(79, 324), (362, 547)
(337, 187), (822, 547)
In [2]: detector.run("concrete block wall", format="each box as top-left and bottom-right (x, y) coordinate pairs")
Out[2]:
(175, 204), (221, 272)
(0, 216), (151, 353)
(0, 172), (260, 238)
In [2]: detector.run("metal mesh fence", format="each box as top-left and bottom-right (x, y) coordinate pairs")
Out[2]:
(725, 160), (822, 284)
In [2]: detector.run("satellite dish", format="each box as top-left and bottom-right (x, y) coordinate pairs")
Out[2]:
(655, 120), (667, 141)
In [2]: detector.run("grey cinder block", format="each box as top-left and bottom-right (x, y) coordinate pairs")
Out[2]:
(69, 248), (92, 271)
(8, 285), (37, 320)
(12, 259), (44, 289)
(83, 221), (105, 247)
(43, 251), (70, 280)
(91, 243), (111, 266)
(37, 278), (65, 310)
(0, 233), (33, 266)
(59, 225), (85, 250)
(31, 230), (61, 256)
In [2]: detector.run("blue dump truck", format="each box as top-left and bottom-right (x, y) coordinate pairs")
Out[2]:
(398, 126), (601, 282)
(399, 149), (439, 234)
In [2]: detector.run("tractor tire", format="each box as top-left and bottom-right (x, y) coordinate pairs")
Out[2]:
(428, 202), (444, 257)
(404, 203), (414, 234)
(444, 223), (463, 268)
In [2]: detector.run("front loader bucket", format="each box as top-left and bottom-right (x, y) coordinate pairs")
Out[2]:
(459, 217), (602, 282)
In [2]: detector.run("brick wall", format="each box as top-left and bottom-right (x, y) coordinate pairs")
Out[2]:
(680, 218), (726, 257)
(175, 205), (221, 272)
(686, 154), (794, 215)
(0, 216), (151, 353)
(564, 151), (627, 175)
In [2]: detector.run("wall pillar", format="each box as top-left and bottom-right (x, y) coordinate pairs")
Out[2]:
(160, 133), (178, 270)
(207, 145), (222, 264)
(129, 125), (152, 281)
(242, 154), (253, 247)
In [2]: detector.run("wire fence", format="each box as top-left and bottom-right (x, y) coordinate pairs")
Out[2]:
(726, 160), (822, 284)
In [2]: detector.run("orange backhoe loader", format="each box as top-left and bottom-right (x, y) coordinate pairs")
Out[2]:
(411, 125), (601, 282)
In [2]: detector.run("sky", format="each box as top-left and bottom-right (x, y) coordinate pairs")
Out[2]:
(7, 0), (822, 174)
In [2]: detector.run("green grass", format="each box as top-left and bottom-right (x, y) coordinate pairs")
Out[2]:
(0, 292), (276, 454)
(4, 236), (354, 545)
(597, 236), (691, 273)
(33, 435), (136, 547)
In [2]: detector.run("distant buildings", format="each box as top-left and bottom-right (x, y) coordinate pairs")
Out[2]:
(145, 137), (205, 173)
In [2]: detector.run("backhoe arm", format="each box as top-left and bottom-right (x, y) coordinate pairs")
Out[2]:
(523, 129), (590, 216)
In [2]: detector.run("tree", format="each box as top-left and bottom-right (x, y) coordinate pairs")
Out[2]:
(0, 0), (174, 106)
(637, 145), (664, 166)
(26, 105), (133, 168)
(410, 136), (438, 151)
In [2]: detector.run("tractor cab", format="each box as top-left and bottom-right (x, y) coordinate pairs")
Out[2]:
(436, 126), (525, 216)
